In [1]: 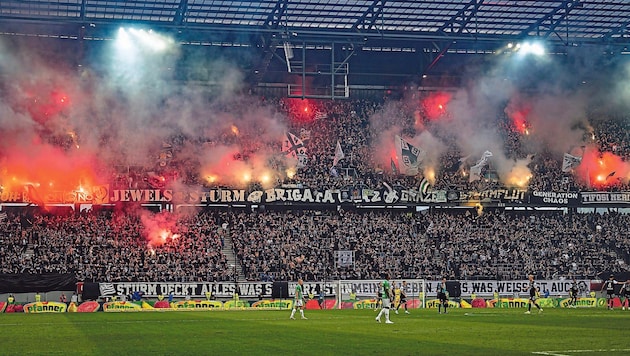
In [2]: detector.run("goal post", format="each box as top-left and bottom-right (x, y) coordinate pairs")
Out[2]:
(337, 279), (426, 310)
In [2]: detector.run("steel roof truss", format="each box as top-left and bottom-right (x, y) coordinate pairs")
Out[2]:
(438, 0), (483, 37)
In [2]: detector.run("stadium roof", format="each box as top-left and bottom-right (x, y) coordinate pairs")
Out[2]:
(0, 0), (629, 92)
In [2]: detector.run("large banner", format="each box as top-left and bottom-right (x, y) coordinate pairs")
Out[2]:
(338, 279), (425, 298)
(2, 183), (630, 208)
(97, 279), (426, 299)
(424, 279), (590, 298)
(580, 192), (630, 205)
(96, 279), (591, 299)
(99, 281), (334, 299)
(530, 191), (580, 206)
(0, 184), (520, 206)
(98, 282), (270, 299)
(97, 280), (427, 299)
(446, 189), (527, 204)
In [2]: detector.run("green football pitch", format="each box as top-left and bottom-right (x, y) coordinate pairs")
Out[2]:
(1, 308), (629, 355)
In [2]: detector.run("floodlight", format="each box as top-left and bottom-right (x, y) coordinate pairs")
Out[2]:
(518, 41), (546, 56)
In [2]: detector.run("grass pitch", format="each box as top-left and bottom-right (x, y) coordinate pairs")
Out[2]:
(1, 308), (630, 355)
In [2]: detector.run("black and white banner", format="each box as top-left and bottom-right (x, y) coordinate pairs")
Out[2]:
(530, 191), (580, 206)
(425, 279), (590, 297)
(95, 279), (591, 299)
(5, 181), (630, 208)
(335, 250), (354, 267)
(580, 192), (630, 205)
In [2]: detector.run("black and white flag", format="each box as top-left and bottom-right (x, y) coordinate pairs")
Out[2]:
(562, 153), (582, 172)
(282, 131), (308, 168)
(394, 135), (426, 176)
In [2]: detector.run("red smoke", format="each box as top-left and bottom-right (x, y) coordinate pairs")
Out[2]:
(18, 86), (71, 124)
(422, 92), (451, 120)
(0, 142), (104, 200)
(506, 102), (531, 135)
(576, 148), (629, 188)
(284, 98), (316, 123)
(140, 211), (183, 248)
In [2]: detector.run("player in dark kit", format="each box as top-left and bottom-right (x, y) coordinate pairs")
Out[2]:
(601, 274), (618, 310)
(569, 279), (579, 308)
(437, 277), (448, 314)
(525, 274), (543, 314)
(395, 280), (410, 314)
(620, 280), (630, 310)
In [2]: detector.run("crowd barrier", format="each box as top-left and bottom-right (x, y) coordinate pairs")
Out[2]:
(1, 278), (620, 313)
(0, 296), (619, 313)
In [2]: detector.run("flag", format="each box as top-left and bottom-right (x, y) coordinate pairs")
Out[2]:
(99, 283), (116, 296)
(469, 150), (493, 182)
(394, 135), (426, 176)
(336, 250), (353, 267)
(458, 155), (471, 163)
(333, 141), (345, 167)
(469, 165), (483, 182)
(419, 177), (430, 195)
(26, 184), (46, 206)
(562, 153), (582, 172)
(314, 111), (328, 120)
(282, 131), (308, 168)
(391, 157), (398, 175)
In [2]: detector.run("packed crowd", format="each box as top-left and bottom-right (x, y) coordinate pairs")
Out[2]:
(3, 93), (630, 284)
(1, 208), (628, 282)
(0, 210), (234, 282)
(229, 209), (629, 281)
(100, 93), (630, 194)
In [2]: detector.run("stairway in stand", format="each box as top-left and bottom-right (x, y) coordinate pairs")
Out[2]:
(221, 234), (246, 282)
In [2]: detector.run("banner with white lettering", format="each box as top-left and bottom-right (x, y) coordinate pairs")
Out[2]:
(0, 185), (450, 206)
(5, 183), (630, 209)
(446, 189), (528, 204)
(338, 279), (425, 298)
(98, 282), (270, 299)
(530, 191), (580, 206)
(98, 281), (340, 299)
(96, 280), (590, 299)
(425, 279), (590, 298)
(580, 192), (630, 205)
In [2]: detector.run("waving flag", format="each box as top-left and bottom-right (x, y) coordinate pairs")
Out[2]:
(469, 150), (493, 182)
(562, 153), (582, 172)
(333, 141), (345, 167)
(282, 132), (308, 168)
(394, 135), (426, 176)
(391, 158), (398, 175)
(314, 111), (328, 120)
(26, 184), (46, 207)
(419, 177), (431, 194)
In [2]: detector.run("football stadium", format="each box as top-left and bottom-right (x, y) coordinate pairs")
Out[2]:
(1, 1), (630, 355)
